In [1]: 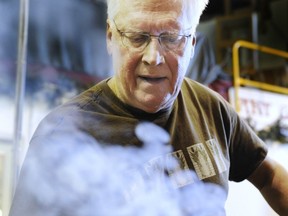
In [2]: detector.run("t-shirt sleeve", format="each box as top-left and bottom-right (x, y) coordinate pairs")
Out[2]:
(226, 103), (268, 182)
(182, 79), (268, 182)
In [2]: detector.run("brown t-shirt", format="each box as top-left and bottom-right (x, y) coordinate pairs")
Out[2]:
(10, 77), (267, 216)
(31, 78), (267, 188)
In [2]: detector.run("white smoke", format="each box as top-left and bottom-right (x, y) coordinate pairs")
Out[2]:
(16, 122), (226, 216)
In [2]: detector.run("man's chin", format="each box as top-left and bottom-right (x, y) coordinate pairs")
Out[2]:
(136, 97), (172, 113)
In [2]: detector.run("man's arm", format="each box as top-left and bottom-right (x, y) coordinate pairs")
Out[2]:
(248, 156), (288, 215)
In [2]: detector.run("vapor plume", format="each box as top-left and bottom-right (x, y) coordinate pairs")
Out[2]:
(12, 122), (226, 216)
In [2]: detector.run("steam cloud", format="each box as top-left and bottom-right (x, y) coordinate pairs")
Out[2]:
(17, 122), (226, 216)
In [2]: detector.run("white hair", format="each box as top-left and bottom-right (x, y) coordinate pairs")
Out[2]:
(106, 0), (209, 26)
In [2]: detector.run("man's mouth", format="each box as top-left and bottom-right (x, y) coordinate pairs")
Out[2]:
(139, 76), (166, 83)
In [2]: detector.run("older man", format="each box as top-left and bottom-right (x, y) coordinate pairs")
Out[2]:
(9, 0), (288, 215)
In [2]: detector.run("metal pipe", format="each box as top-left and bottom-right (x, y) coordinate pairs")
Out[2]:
(251, 12), (259, 70)
(232, 40), (241, 112)
(13, 0), (29, 194)
(239, 78), (288, 95)
(232, 40), (288, 112)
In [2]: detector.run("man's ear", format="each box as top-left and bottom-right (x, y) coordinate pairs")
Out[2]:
(106, 20), (113, 55)
(190, 35), (196, 58)
(192, 35), (196, 46)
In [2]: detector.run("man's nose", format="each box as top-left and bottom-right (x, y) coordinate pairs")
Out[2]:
(142, 38), (165, 66)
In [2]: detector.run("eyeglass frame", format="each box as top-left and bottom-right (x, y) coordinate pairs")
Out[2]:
(112, 19), (193, 52)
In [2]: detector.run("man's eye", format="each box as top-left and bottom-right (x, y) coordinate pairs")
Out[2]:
(161, 35), (180, 44)
(127, 34), (149, 44)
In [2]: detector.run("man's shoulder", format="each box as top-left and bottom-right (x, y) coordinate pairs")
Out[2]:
(181, 77), (221, 100)
(64, 79), (108, 109)
(180, 77), (234, 114)
(31, 79), (109, 141)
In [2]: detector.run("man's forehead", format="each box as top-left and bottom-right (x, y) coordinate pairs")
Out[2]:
(115, 0), (186, 22)
(114, 0), (194, 31)
(117, 0), (183, 14)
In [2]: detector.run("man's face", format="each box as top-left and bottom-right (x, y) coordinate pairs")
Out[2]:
(106, 0), (196, 113)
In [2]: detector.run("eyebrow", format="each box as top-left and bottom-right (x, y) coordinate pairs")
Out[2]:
(113, 19), (192, 35)
(119, 28), (192, 35)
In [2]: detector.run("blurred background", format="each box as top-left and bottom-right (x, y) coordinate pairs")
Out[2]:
(0, 0), (287, 215)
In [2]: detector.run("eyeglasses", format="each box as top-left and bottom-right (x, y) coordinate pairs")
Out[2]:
(113, 20), (192, 52)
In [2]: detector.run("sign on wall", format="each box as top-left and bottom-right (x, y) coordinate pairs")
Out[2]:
(229, 87), (288, 143)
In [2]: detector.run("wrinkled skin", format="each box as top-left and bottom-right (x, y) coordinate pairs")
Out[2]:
(106, 0), (196, 113)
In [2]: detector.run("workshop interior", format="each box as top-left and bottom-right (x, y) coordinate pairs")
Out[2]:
(0, 0), (287, 215)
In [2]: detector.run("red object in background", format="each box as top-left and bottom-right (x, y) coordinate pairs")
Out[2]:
(208, 79), (233, 101)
